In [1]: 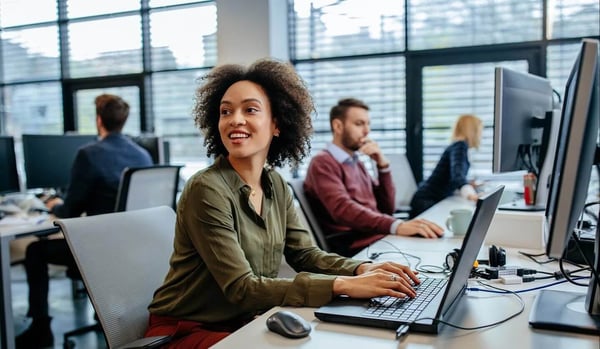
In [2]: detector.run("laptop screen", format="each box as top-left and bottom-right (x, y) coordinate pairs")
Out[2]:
(435, 185), (505, 321)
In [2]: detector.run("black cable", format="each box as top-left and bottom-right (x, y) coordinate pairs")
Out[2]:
(468, 277), (589, 294)
(518, 251), (555, 264)
(552, 88), (562, 107)
(559, 259), (590, 287)
(530, 275), (555, 280)
(409, 282), (525, 331)
(366, 240), (449, 275)
(568, 230), (600, 289)
(367, 240), (418, 267)
(584, 201), (600, 208)
(583, 201), (599, 223)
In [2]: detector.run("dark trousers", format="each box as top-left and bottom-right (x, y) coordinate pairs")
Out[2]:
(24, 238), (77, 318)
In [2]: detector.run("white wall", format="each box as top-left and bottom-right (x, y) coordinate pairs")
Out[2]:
(216, 0), (289, 65)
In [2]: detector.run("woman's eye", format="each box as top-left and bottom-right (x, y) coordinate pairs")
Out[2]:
(247, 107), (259, 113)
(220, 109), (231, 116)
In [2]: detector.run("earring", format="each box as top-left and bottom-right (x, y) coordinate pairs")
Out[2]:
(274, 132), (280, 137)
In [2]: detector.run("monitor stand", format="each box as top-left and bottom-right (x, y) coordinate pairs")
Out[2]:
(530, 223), (600, 335)
(529, 289), (600, 335)
(499, 201), (545, 211)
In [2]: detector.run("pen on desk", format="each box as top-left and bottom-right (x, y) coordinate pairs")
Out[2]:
(395, 324), (409, 340)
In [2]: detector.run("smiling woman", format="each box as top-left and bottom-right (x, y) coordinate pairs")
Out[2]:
(218, 80), (278, 169)
(142, 58), (422, 349)
(194, 59), (314, 169)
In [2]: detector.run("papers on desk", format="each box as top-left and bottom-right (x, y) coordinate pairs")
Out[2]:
(0, 203), (22, 214)
(0, 214), (48, 227)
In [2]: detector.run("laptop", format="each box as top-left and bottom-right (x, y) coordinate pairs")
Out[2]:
(315, 185), (505, 334)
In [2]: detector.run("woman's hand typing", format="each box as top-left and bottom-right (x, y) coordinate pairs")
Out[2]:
(333, 261), (419, 299)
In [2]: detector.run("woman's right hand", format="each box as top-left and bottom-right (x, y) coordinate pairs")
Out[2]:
(332, 270), (417, 299)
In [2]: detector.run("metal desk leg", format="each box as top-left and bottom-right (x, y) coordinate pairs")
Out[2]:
(0, 235), (16, 349)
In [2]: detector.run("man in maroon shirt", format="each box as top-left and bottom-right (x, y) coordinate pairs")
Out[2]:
(304, 98), (443, 256)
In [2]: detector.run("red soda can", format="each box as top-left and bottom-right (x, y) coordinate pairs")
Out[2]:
(523, 173), (536, 205)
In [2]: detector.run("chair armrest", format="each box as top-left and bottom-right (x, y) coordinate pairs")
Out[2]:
(116, 335), (172, 349)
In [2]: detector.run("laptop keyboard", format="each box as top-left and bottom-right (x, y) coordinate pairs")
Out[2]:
(364, 277), (447, 322)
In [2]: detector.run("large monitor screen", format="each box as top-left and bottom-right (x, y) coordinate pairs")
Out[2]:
(129, 134), (168, 165)
(22, 134), (97, 191)
(493, 67), (554, 174)
(0, 136), (20, 194)
(529, 38), (599, 335)
(493, 67), (558, 210)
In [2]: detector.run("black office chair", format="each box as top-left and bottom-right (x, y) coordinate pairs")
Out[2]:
(288, 179), (352, 253)
(288, 179), (330, 251)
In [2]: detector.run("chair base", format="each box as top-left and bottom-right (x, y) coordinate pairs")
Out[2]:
(62, 322), (101, 349)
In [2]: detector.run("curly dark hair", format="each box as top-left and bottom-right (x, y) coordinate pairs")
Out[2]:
(193, 58), (315, 168)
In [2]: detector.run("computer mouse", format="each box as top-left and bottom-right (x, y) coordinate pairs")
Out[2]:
(265, 310), (311, 339)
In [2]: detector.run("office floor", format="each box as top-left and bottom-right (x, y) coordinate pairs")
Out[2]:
(11, 263), (107, 349)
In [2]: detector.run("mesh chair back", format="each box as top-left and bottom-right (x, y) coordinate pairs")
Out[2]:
(115, 165), (181, 212)
(54, 206), (175, 348)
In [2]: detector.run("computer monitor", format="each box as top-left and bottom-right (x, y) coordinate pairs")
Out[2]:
(493, 67), (557, 210)
(529, 38), (600, 335)
(22, 134), (97, 192)
(129, 134), (168, 165)
(0, 136), (20, 194)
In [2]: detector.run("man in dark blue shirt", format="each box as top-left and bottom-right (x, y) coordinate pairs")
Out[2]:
(16, 94), (153, 348)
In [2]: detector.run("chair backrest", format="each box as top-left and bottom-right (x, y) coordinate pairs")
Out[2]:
(387, 153), (418, 210)
(115, 165), (182, 212)
(288, 178), (331, 251)
(54, 206), (176, 349)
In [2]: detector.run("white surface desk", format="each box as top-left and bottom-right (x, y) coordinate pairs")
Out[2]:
(213, 196), (600, 349)
(0, 214), (59, 349)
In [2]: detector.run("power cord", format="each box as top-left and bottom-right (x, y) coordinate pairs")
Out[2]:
(400, 282), (525, 334)
(366, 240), (449, 274)
(467, 277), (590, 294)
(517, 251), (555, 264)
(565, 222), (600, 289)
(470, 265), (590, 283)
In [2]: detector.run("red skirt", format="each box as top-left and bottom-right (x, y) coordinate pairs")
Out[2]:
(145, 313), (251, 349)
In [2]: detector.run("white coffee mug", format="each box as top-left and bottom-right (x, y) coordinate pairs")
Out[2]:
(445, 208), (473, 236)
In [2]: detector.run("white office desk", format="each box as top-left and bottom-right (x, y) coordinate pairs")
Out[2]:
(0, 215), (59, 349)
(213, 196), (599, 349)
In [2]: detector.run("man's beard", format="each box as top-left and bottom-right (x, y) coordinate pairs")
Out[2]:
(341, 132), (361, 152)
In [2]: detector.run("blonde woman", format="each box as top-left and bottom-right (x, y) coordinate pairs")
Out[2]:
(409, 114), (483, 218)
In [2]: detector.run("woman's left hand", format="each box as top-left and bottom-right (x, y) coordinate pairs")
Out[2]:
(355, 261), (420, 285)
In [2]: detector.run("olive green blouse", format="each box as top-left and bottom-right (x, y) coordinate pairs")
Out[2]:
(147, 155), (366, 323)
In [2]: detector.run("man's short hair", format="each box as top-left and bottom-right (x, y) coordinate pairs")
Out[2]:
(95, 94), (130, 132)
(329, 98), (369, 130)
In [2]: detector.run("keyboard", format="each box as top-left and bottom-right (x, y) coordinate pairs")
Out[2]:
(364, 277), (447, 322)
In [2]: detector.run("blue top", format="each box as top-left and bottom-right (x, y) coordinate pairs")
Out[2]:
(410, 140), (470, 216)
(52, 133), (153, 218)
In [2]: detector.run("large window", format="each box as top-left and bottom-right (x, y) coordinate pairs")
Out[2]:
(0, 0), (216, 168)
(295, 56), (406, 177)
(290, 0), (600, 184)
(408, 0), (543, 50)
